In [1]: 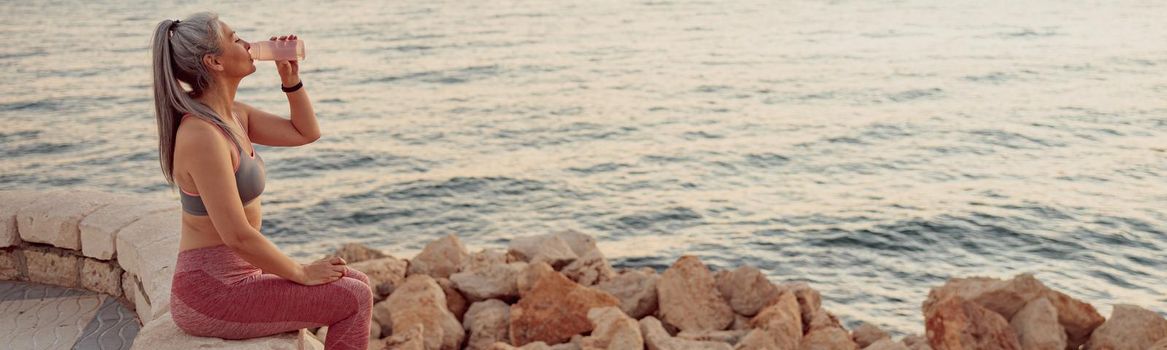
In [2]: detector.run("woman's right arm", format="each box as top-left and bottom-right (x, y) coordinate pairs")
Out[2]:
(178, 121), (306, 284)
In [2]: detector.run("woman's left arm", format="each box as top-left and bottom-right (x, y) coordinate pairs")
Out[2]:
(242, 34), (320, 147)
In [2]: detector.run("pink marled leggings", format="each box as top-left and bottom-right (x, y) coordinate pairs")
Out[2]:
(169, 244), (373, 350)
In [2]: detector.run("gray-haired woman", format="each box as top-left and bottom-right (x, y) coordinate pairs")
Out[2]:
(151, 12), (372, 349)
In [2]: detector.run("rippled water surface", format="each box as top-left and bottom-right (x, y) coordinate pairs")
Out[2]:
(2, 0), (1165, 333)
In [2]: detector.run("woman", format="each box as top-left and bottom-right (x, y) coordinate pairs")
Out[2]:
(151, 12), (373, 350)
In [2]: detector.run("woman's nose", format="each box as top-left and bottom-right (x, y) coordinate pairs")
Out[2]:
(243, 41), (251, 51)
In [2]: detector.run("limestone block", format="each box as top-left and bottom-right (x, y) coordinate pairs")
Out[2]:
(115, 208), (181, 276)
(17, 190), (119, 250)
(81, 257), (123, 296)
(1, 248), (23, 280)
(122, 271), (137, 312)
(130, 312), (324, 350)
(80, 197), (176, 260)
(0, 190), (41, 248)
(25, 247), (81, 287)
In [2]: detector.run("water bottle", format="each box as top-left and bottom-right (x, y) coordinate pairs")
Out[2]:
(248, 39), (306, 61)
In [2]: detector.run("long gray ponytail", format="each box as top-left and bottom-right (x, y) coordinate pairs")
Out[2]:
(151, 11), (245, 190)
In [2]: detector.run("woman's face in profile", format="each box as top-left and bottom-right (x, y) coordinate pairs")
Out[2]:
(214, 20), (256, 78)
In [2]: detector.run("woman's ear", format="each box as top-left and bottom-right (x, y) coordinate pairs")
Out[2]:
(202, 53), (224, 72)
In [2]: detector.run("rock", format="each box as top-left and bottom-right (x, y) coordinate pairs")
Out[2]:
(437, 278), (470, 322)
(17, 190), (119, 250)
(385, 274), (465, 350)
(409, 234), (470, 279)
(730, 314), (751, 331)
(657, 255), (734, 332)
(350, 256), (408, 301)
(24, 247), (81, 287)
(0, 190), (41, 248)
(865, 339), (910, 350)
(801, 327), (859, 350)
(489, 341), (582, 350)
(748, 291), (801, 347)
(81, 257), (123, 296)
(924, 296), (1020, 350)
(1041, 289), (1103, 350)
(677, 330), (749, 344)
(79, 198), (176, 260)
(781, 282), (823, 332)
(130, 311), (323, 350)
(715, 266), (780, 317)
(1150, 338), (1167, 350)
(735, 328), (793, 350)
(922, 274), (1047, 320)
(508, 271), (619, 346)
(121, 271), (136, 312)
(901, 335), (931, 350)
(593, 268), (660, 319)
(807, 309), (843, 333)
(640, 316), (734, 350)
(115, 209), (181, 323)
(578, 307), (643, 350)
(550, 229), (600, 257)
(464, 299), (511, 350)
(451, 262), (525, 301)
(383, 324), (426, 350)
(328, 242), (390, 264)
(560, 249), (614, 286)
(851, 322), (890, 349)
(462, 249), (508, 272)
(516, 262), (556, 297)
(1009, 297), (1066, 350)
(507, 234), (579, 269)
(1084, 304), (1167, 350)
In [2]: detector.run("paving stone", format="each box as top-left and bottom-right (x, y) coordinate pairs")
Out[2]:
(73, 295), (141, 350)
(0, 291), (105, 349)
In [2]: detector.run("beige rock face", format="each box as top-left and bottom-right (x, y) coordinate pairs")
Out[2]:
(1085, 304), (1167, 350)
(0, 190), (45, 248)
(851, 322), (890, 349)
(507, 234), (579, 269)
(1041, 289), (1103, 350)
(81, 257), (123, 296)
(559, 249), (614, 286)
(1009, 297), (1066, 350)
(901, 335), (932, 350)
(865, 339), (910, 350)
(516, 262), (556, 297)
(677, 330), (748, 345)
(464, 299), (511, 350)
(1, 248), (24, 280)
(922, 274), (1047, 320)
(715, 266), (780, 317)
(437, 278), (470, 322)
(657, 255), (734, 332)
(409, 234), (470, 279)
(593, 268), (660, 319)
(350, 256), (408, 300)
(382, 324), (426, 350)
(121, 271), (137, 313)
(924, 296), (1020, 350)
(806, 310), (843, 333)
(328, 242), (391, 264)
(801, 327), (859, 350)
(79, 198), (175, 260)
(451, 262), (525, 301)
(748, 291), (802, 348)
(508, 271), (619, 346)
(114, 209), (181, 277)
(18, 190), (120, 250)
(1150, 338), (1167, 350)
(550, 230), (600, 257)
(386, 274), (466, 350)
(640, 316), (734, 350)
(24, 247), (81, 287)
(578, 307), (642, 350)
(130, 312), (324, 350)
(462, 249), (508, 272)
(781, 282), (824, 331)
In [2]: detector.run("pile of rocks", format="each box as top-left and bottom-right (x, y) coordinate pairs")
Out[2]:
(321, 231), (1167, 350)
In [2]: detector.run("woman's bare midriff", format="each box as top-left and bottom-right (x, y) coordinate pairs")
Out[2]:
(178, 198), (263, 253)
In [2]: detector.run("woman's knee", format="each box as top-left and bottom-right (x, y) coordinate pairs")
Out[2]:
(335, 276), (373, 309)
(343, 266), (370, 287)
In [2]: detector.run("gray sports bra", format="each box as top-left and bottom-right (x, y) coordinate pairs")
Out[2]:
(178, 112), (266, 216)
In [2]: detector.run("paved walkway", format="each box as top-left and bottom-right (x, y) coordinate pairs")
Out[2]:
(0, 280), (139, 350)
